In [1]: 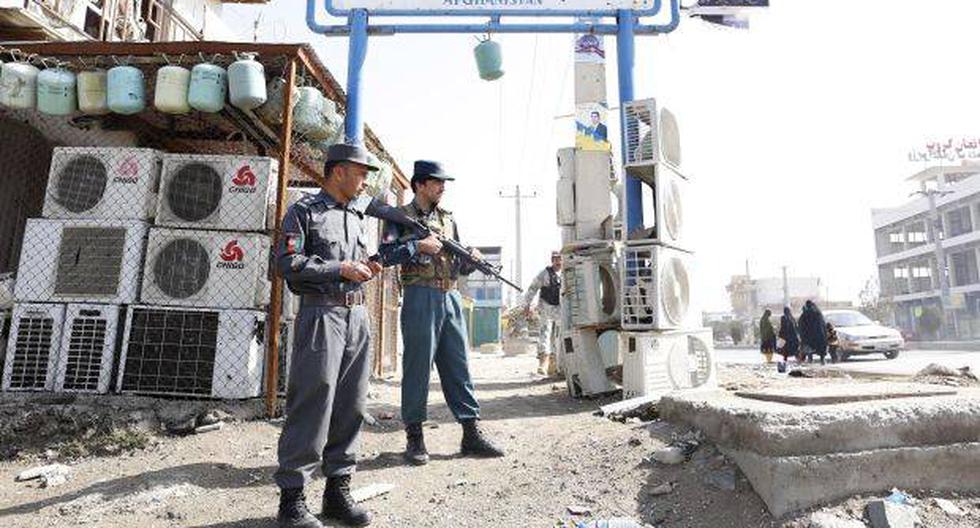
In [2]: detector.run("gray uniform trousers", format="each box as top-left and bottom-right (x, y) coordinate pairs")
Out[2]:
(274, 302), (371, 490)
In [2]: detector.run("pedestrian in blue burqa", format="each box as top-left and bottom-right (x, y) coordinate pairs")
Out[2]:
(273, 143), (415, 528)
(778, 306), (800, 364)
(798, 300), (829, 365)
(382, 160), (506, 466)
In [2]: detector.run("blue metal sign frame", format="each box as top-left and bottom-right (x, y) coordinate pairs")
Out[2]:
(306, 0), (683, 235)
(323, 0), (663, 18)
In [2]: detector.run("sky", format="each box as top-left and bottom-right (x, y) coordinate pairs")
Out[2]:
(223, 0), (980, 312)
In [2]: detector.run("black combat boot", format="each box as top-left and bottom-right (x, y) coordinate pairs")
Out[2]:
(460, 419), (505, 458)
(322, 475), (371, 526)
(277, 488), (323, 528)
(404, 423), (429, 466)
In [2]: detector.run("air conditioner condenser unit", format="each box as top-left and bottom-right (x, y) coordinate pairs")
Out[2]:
(561, 327), (619, 398)
(563, 248), (620, 328)
(635, 163), (690, 250)
(140, 228), (270, 309)
(621, 328), (716, 399)
(156, 154), (277, 232)
(42, 147), (161, 220)
(623, 98), (683, 183)
(14, 219), (148, 304)
(54, 304), (122, 394)
(621, 243), (697, 331)
(117, 305), (266, 399)
(2, 303), (65, 392)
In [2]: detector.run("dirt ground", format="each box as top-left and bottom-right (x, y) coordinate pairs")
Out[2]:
(0, 352), (977, 528)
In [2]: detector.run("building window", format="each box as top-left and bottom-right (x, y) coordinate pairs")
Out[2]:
(889, 232), (904, 244)
(911, 265), (931, 278)
(906, 222), (928, 244)
(951, 250), (979, 286)
(893, 267), (909, 279)
(946, 206), (973, 238)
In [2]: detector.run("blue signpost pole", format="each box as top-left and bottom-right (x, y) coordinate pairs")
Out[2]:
(616, 9), (642, 234)
(345, 8), (369, 144)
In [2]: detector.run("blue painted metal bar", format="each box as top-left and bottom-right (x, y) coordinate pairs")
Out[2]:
(307, 0), (680, 36)
(324, 0), (663, 18)
(617, 8), (642, 234)
(344, 9), (369, 144)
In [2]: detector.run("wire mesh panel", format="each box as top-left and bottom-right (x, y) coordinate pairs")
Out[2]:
(620, 243), (695, 331)
(117, 305), (265, 399)
(2, 303), (65, 392)
(54, 303), (121, 394)
(14, 218), (147, 304)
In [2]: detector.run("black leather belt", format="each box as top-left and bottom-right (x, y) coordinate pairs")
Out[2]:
(300, 290), (366, 307)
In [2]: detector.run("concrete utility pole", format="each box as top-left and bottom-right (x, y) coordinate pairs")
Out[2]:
(913, 187), (954, 337)
(782, 265), (790, 308)
(499, 185), (538, 289)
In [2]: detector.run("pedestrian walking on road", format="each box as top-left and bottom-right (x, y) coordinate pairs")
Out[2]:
(778, 306), (800, 364)
(799, 300), (829, 365)
(759, 309), (777, 364)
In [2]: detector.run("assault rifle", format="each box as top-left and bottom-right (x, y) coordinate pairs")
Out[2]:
(361, 196), (523, 292)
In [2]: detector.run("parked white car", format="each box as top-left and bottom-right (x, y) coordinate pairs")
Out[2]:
(824, 310), (904, 360)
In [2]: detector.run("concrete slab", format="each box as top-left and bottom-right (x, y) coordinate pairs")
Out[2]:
(660, 384), (980, 516)
(735, 382), (956, 406)
(722, 442), (980, 517)
(659, 386), (980, 457)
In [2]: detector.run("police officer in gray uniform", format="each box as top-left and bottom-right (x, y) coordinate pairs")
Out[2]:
(274, 144), (390, 528)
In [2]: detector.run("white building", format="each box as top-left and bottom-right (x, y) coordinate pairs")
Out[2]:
(872, 160), (980, 338)
(0, 0), (249, 42)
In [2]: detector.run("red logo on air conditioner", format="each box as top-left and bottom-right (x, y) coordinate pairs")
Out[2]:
(231, 165), (257, 191)
(112, 157), (140, 184)
(217, 240), (246, 269)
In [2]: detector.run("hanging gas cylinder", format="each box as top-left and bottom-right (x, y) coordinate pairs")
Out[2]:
(188, 59), (227, 113)
(291, 85), (326, 137)
(77, 69), (109, 115)
(0, 55), (40, 110)
(107, 63), (146, 115)
(256, 76), (295, 124)
(473, 38), (504, 81)
(228, 52), (266, 110)
(36, 63), (77, 116)
(154, 61), (191, 114)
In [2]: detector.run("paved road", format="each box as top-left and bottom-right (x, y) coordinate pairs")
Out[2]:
(715, 347), (980, 377)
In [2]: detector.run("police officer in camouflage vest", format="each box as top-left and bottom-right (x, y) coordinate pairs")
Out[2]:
(384, 160), (505, 466)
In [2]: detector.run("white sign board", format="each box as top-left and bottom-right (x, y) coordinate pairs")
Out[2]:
(908, 138), (980, 163)
(328, 0), (657, 14)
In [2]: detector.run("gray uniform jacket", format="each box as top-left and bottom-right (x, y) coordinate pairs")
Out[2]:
(278, 191), (410, 293)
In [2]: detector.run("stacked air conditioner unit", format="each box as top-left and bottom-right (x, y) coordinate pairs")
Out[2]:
(139, 228), (270, 309)
(117, 306), (265, 399)
(560, 327), (618, 398)
(621, 244), (698, 330)
(14, 218), (148, 304)
(54, 304), (122, 394)
(623, 99), (682, 185)
(42, 147), (162, 220)
(621, 328), (716, 398)
(156, 154), (277, 232)
(563, 246), (620, 328)
(2, 303), (65, 392)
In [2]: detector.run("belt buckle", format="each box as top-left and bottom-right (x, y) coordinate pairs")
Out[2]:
(345, 290), (363, 306)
